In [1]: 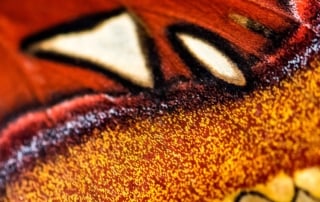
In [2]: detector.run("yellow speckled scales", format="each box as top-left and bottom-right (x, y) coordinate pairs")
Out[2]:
(0, 0), (320, 201)
(4, 59), (320, 201)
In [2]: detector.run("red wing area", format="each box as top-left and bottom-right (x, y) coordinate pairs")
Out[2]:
(127, 0), (296, 57)
(0, 0), (319, 196)
(0, 0), (318, 126)
(0, 0), (126, 126)
(127, 0), (318, 81)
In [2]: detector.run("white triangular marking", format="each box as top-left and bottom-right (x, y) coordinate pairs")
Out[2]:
(29, 13), (154, 88)
(177, 33), (246, 86)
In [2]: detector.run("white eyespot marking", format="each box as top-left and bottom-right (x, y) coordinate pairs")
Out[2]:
(28, 13), (154, 88)
(177, 33), (246, 86)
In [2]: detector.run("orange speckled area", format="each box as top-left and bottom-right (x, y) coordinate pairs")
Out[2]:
(3, 59), (320, 201)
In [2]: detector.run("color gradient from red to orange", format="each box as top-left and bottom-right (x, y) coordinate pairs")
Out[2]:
(0, 0), (319, 200)
(0, 0), (318, 125)
(2, 59), (320, 201)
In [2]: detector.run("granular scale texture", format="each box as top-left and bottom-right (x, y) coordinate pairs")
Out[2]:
(3, 59), (320, 201)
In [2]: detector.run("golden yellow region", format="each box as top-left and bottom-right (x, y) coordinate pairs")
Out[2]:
(3, 59), (320, 201)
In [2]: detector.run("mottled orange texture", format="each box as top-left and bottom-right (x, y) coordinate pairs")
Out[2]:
(3, 59), (320, 201)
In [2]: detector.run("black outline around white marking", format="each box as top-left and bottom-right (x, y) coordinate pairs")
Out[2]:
(167, 23), (254, 90)
(21, 8), (163, 92)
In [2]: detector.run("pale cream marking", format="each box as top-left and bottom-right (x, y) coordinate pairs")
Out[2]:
(223, 173), (294, 202)
(237, 194), (271, 202)
(294, 167), (320, 198)
(28, 13), (154, 88)
(177, 33), (246, 86)
(223, 168), (320, 202)
(295, 191), (319, 202)
(254, 173), (295, 202)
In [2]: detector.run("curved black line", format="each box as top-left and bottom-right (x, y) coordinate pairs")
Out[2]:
(20, 8), (164, 93)
(292, 186), (320, 202)
(166, 23), (256, 92)
(134, 15), (164, 91)
(235, 190), (275, 202)
(21, 8), (125, 49)
(0, 87), (130, 133)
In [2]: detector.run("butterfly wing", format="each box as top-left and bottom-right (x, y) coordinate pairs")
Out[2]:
(0, 0), (319, 200)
